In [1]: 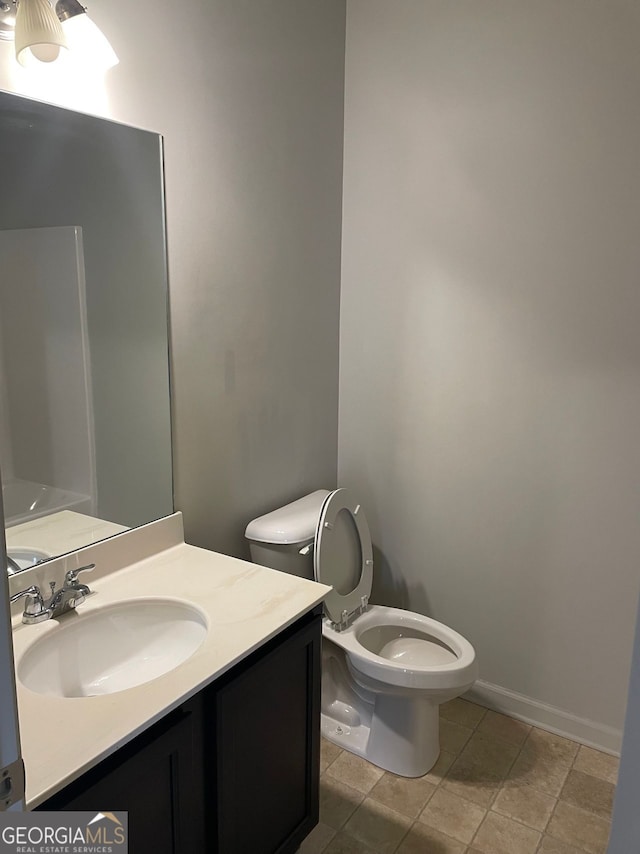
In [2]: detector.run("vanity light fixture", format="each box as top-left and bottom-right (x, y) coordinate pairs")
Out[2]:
(0, 0), (117, 69)
(0, 1), (16, 41)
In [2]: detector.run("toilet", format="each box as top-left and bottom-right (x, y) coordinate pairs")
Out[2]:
(245, 488), (478, 777)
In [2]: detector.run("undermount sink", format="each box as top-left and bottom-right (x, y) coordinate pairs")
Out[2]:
(18, 599), (208, 698)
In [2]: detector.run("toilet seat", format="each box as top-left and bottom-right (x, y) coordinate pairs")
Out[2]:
(324, 605), (477, 692)
(314, 488), (373, 627)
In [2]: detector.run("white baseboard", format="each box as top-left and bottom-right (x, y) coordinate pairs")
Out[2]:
(466, 680), (622, 757)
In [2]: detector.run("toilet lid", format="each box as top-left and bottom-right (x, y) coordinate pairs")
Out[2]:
(314, 488), (373, 625)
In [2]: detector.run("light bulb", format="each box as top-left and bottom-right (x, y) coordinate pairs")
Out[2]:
(60, 10), (118, 71)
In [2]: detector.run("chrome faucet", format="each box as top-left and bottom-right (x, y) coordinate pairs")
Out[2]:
(6, 555), (21, 576)
(10, 564), (95, 625)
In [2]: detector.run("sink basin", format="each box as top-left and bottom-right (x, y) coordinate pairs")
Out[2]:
(18, 599), (208, 698)
(7, 548), (50, 573)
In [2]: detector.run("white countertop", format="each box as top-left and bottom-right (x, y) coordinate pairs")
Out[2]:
(10, 515), (329, 808)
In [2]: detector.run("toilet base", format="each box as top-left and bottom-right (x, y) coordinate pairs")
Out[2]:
(321, 712), (370, 757)
(321, 695), (440, 778)
(322, 633), (443, 777)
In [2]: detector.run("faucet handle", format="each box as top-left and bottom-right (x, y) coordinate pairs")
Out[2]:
(10, 585), (49, 623)
(10, 584), (42, 606)
(64, 563), (96, 586)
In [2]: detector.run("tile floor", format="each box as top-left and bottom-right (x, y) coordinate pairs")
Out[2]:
(301, 699), (618, 854)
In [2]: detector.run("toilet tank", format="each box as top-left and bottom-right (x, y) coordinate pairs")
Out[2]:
(245, 489), (330, 579)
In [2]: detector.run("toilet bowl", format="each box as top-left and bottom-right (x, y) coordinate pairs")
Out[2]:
(245, 488), (478, 777)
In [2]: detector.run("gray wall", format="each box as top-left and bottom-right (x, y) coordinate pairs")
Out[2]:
(0, 0), (346, 557)
(339, 0), (640, 739)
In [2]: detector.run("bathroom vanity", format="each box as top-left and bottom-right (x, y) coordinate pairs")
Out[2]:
(9, 513), (329, 854)
(39, 611), (322, 853)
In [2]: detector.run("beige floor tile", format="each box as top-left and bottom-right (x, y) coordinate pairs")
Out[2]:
(560, 769), (615, 820)
(538, 835), (587, 854)
(321, 739), (343, 774)
(573, 745), (619, 785)
(455, 731), (520, 778)
(477, 710), (531, 746)
(546, 801), (611, 854)
(440, 697), (487, 729)
(344, 798), (412, 854)
(492, 782), (556, 830)
(507, 745), (571, 797)
(316, 711), (614, 854)
(320, 775), (365, 829)
(369, 771), (436, 819)
(323, 831), (377, 854)
(424, 749), (455, 784)
(440, 718), (473, 755)
(524, 728), (580, 766)
(298, 822), (337, 854)
(396, 823), (466, 854)
(418, 787), (485, 844)
(472, 811), (541, 854)
(442, 757), (504, 808)
(326, 751), (385, 794)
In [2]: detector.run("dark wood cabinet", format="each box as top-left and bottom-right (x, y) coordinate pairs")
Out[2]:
(38, 608), (322, 854)
(40, 698), (205, 853)
(212, 614), (321, 854)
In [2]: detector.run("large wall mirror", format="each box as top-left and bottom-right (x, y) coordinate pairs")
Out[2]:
(0, 90), (173, 573)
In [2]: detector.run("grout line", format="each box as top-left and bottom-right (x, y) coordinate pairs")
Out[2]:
(411, 812), (482, 853)
(467, 726), (541, 849)
(539, 794), (564, 853)
(390, 822), (410, 854)
(491, 791), (557, 833)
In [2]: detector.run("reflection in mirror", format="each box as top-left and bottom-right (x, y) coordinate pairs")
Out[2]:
(0, 90), (173, 572)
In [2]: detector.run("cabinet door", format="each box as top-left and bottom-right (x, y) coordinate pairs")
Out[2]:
(213, 614), (321, 854)
(38, 699), (205, 853)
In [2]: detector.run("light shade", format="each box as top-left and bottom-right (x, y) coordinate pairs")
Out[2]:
(14, 0), (67, 65)
(59, 11), (118, 71)
(55, 0), (118, 72)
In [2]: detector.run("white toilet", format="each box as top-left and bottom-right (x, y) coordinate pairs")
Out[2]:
(245, 488), (478, 777)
